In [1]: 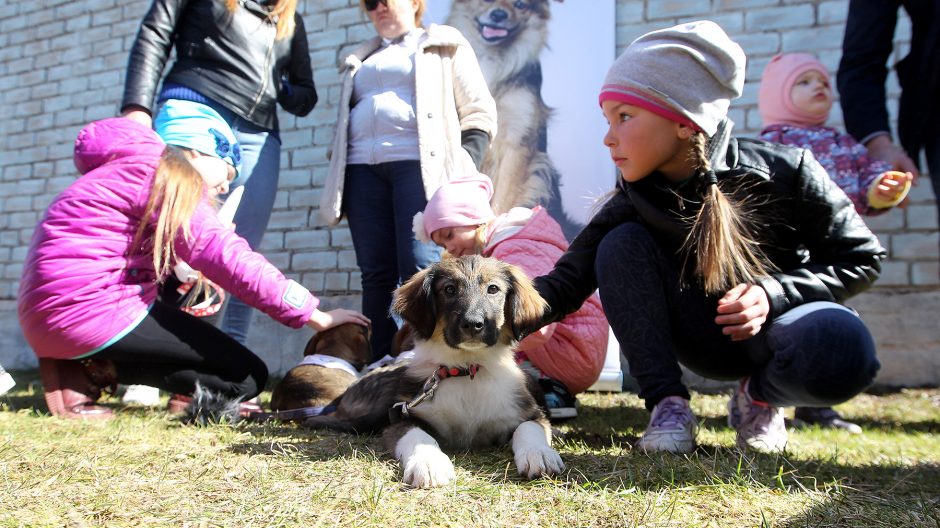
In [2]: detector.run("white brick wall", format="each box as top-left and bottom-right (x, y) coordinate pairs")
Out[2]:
(1, 0), (937, 377)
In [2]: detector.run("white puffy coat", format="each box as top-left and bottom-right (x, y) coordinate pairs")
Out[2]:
(319, 24), (497, 226)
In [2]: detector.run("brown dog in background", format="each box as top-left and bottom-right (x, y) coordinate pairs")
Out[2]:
(446, 0), (578, 240)
(269, 323), (372, 418)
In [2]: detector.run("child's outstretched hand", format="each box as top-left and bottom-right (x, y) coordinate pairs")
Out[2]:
(715, 283), (770, 341)
(869, 170), (914, 209)
(307, 308), (370, 332)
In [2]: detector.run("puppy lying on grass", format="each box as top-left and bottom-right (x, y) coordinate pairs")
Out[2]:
(305, 255), (565, 488)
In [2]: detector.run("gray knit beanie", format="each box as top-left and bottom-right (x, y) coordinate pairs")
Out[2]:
(599, 20), (745, 137)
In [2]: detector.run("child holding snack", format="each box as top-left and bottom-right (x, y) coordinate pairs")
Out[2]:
(758, 53), (911, 433)
(758, 52), (912, 216)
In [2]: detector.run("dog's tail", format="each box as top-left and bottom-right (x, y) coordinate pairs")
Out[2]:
(303, 414), (358, 433)
(303, 407), (391, 435)
(179, 382), (244, 425)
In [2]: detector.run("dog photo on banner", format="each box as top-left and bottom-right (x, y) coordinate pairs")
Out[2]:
(425, 0), (623, 391)
(426, 0), (614, 239)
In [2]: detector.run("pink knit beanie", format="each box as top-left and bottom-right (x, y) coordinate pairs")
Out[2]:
(413, 173), (496, 243)
(758, 53), (830, 128)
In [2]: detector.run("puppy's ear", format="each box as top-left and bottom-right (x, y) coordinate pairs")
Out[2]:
(504, 263), (548, 341)
(391, 267), (437, 340)
(304, 331), (324, 356)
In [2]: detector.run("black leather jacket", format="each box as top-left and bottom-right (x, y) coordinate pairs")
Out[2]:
(122, 0), (317, 130)
(534, 120), (887, 324)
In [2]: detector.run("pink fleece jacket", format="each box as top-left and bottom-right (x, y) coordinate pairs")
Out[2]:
(18, 118), (318, 359)
(484, 207), (608, 393)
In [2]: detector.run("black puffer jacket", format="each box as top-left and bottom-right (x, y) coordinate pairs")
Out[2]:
(534, 120), (887, 323)
(122, 0), (317, 130)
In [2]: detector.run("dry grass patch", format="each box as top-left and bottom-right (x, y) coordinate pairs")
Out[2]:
(1, 371), (938, 527)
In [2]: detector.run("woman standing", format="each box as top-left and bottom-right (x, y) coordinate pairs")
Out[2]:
(121, 0), (317, 345)
(320, 0), (497, 360)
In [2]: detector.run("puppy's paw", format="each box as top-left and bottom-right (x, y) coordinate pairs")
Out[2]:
(402, 448), (455, 488)
(514, 445), (565, 480)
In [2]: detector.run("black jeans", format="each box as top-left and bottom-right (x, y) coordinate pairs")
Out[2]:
(343, 161), (442, 360)
(94, 300), (268, 399)
(595, 222), (880, 410)
(925, 127), (940, 228)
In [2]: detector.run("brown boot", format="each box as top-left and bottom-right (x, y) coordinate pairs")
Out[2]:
(39, 358), (114, 419)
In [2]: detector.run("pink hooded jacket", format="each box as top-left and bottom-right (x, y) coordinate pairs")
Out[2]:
(484, 207), (608, 393)
(18, 118), (318, 360)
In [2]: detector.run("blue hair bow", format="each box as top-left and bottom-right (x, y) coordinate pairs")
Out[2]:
(209, 128), (241, 168)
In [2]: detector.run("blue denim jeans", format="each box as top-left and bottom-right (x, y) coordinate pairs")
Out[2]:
(595, 222), (880, 410)
(216, 114), (282, 345)
(344, 161), (442, 360)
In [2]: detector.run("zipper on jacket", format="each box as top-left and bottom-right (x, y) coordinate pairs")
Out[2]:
(247, 24), (277, 119)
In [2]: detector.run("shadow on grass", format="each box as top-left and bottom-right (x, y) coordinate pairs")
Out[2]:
(842, 416), (940, 434)
(5, 367), (938, 524)
(219, 394), (940, 525)
(774, 460), (940, 527)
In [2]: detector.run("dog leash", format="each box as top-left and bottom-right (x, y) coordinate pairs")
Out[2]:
(247, 404), (337, 423)
(243, 355), (359, 423)
(389, 364), (481, 422)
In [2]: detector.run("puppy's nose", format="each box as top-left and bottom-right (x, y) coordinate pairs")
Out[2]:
(489, 9), (507, 23)
(460, 314), (486, 334)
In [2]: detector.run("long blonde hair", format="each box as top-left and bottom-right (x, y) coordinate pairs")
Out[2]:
(226, 0), (297, 40)
(682, 132), (774, 295)
(131, 146), (207, 281)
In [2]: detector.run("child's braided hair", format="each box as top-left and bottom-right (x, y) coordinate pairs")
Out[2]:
(681, 132), (774, 295)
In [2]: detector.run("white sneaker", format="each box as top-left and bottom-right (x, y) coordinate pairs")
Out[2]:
(122, 384), (161, 406)
(636, 396), (698, 454)
(728, 380), (788, 453)
(0, 365), (14, 396)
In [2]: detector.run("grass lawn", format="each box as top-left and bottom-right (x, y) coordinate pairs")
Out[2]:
(1, 370), (938, 527)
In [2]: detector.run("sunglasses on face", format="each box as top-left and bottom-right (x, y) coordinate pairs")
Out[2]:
(364, 0), (388, 11)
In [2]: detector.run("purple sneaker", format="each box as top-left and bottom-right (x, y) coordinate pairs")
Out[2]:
(636, 396), (698, 454)
(728, 380), (787, 453)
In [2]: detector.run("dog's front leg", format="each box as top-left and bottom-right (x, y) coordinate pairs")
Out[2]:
(512, 419), (565, 479)
(384, 422), (455, 488)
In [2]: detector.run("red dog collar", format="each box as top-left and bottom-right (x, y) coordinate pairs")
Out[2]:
(436, 364), (480, 380)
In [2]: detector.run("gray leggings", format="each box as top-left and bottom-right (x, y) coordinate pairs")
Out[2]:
(595, 222), (880, 410)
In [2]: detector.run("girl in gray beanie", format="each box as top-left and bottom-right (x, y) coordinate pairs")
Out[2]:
(531, 21), (884, 454)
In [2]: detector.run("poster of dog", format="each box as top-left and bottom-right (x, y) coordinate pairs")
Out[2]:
(425, 0), (615, 241)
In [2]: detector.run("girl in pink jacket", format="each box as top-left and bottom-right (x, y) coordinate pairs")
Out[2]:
(18, 111), (367, 419)
(413, 174), (608, 420)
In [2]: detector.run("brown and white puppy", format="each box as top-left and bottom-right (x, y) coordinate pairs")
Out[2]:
(305, 255), (564, 488)
(446, 0), (577, 238)
(269, 323), (371, 418)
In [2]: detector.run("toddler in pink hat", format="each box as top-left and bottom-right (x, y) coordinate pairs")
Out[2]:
(758, 53), (911, 215)
(414, 173), (609, 420)
(759, 53), (904, 434)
